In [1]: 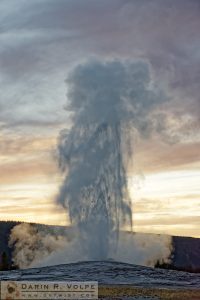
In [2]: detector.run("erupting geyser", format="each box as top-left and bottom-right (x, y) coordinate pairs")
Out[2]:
(58, 122), (131, 259)
(57, 60), (166, 260)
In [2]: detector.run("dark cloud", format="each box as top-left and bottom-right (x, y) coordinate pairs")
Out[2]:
(0, 0), (199, 148)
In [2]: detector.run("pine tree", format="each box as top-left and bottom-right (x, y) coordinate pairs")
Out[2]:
(0, 251), (9, 271)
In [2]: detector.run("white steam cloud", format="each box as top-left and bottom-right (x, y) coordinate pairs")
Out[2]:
(9, 223), (172, 269)
(9, 223), (68, 269)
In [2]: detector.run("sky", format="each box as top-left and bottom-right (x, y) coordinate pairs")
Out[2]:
(0, 0), (199, 237)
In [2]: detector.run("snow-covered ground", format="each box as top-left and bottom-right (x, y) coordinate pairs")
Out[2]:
(0, 261), (199, 287)
(0, 261), (199, 299)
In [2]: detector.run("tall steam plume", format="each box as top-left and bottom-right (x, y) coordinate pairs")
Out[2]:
(57, 60), (166, 260)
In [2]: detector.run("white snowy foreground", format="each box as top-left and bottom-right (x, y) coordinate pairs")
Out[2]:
(0, 261), (199, 299)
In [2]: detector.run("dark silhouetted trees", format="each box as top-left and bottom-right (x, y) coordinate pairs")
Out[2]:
(0, 251), (9, 271)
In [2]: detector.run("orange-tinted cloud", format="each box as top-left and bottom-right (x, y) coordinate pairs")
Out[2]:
(133, 138), (200, 173)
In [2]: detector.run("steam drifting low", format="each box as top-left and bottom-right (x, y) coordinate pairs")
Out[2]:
(57, 60), (167, 260)
(9, 223), (172, 268)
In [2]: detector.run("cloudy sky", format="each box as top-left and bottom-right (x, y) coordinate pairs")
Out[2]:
(0, 0), (199, 237)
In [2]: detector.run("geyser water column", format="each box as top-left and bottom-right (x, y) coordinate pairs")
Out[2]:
(57, 60), (166, 260)
(58, 122), (131, 259)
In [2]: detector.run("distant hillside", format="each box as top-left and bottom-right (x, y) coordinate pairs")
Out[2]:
(169, 235), (200, 273)
(0, 221), (199, 272)
(0, 221), (20, 265)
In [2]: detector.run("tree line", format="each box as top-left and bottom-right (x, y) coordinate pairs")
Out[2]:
(0, 251), (17, 271)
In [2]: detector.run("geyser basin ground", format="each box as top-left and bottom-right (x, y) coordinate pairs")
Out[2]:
(0, 261), (199, 299)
